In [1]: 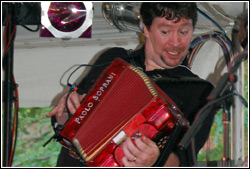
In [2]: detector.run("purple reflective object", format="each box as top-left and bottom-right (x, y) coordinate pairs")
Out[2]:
(48, 2), (86, 32)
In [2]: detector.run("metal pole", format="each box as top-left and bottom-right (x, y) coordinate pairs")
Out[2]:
(3, 4), (15, 167)
(231, 67), (244, 166)
(222, 104), (231, 167)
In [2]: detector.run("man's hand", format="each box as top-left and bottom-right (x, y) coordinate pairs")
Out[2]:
(164, 152), (180, 167)
(122, 136), (180, 167)
(122, 136), (160, 167)
(46, 92), (86, 124)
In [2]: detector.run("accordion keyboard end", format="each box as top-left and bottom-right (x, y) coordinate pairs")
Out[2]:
(112, 130), (127, 146)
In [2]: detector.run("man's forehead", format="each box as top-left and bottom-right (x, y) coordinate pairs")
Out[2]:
(155, 17), (193, 27)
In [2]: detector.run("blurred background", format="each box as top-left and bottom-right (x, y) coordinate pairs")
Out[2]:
(1, 2), (248, 167)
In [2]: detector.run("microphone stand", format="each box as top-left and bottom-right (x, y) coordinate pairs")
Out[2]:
(221, 95), (232, 166)
(179, 51), (248, 166)
(3, 4), (16, 167)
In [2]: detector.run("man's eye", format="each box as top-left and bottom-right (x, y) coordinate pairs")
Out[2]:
(180, 30), (188, 35)
(162, 31), (168, 35)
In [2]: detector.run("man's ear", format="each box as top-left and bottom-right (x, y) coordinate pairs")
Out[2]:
(142, 23), (149, 38)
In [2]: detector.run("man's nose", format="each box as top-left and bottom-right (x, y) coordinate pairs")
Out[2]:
(169, 33), (181, 47)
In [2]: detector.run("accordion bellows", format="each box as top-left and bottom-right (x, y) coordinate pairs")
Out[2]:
(59, 58), (187, 167)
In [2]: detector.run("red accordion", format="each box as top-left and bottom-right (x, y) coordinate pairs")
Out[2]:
(59, 58), (188, 167)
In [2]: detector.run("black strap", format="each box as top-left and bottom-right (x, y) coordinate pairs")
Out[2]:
(153, 76), (210, 84)
(152, 123), (183, 167)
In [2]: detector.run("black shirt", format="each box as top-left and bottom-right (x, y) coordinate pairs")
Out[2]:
(55, 46), (215, 167)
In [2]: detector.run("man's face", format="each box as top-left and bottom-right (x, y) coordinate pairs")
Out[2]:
(143, 17), (193, 70)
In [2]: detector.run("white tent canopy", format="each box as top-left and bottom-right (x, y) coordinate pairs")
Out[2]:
(4, 2), (246, 107)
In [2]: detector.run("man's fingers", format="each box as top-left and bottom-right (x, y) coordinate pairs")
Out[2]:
(46, 93), (86, 118)
(46, 106), (59, 118)
(67, 93), (86, 114)
(69, 92), (80, 110)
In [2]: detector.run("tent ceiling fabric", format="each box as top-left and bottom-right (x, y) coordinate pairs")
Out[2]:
(95, 2), (247, 35)
(195, 2), (247, 35)
(6, 2), (248, 108)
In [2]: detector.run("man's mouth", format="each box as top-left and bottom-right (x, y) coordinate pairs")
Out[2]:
(167, 51), (179, 55)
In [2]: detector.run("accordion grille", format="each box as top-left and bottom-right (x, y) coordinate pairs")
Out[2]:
(74, 65), (157, 160)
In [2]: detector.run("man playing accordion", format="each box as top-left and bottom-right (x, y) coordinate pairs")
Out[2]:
(46, 2), (215, 167)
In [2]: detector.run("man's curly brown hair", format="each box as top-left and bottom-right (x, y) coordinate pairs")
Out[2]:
(140, 2), (198, 30)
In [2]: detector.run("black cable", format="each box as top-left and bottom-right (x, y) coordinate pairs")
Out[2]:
(64, 62), (112, 120)
(65, 91), (74, 120)
(197, 8), (227, 36)
(10, 82), (19, 167)
(66, 62), (111, 87)
(190, 138), (197, 166)
(20, 24), (40, 32)
(3, 7), (18, 166)
(15, 3), (41, 28)
(3, 25), (17, 71)
(233, 89), (248, 108)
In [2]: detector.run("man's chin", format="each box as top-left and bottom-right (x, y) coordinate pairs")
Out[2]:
(160, 56), (182, 68)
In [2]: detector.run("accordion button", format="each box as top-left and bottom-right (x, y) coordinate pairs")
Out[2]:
(135, 132), (142, 137)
